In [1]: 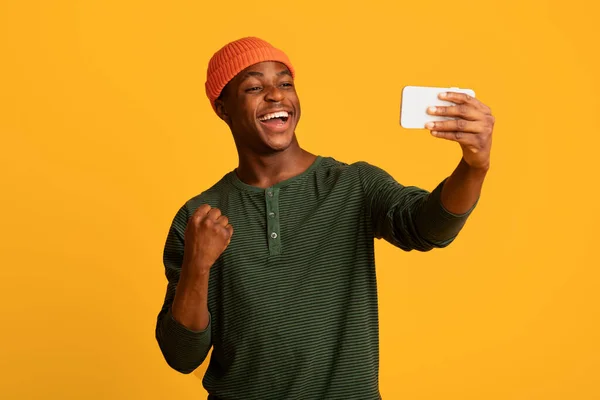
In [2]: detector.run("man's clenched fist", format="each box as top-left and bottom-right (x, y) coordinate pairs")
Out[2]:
(183, 204), (233, 272)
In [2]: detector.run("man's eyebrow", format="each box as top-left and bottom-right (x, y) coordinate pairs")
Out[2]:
(244, 71), (264, 78)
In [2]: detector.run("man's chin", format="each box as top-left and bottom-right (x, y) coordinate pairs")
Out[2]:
(265, 134), (295, 152)
(254, 130), (292, 152)
(257, 124), (296, 148)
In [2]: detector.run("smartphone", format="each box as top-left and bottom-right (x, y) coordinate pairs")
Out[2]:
(400, 85), (476, 129)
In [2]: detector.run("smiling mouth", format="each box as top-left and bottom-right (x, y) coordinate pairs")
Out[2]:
(258, 110), (291, 124)
(257, 110), (292, 131)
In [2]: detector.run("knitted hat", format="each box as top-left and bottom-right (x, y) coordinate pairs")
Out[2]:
(205, 37), (295, 113)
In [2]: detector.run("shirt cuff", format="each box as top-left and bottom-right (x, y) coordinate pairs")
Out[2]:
(166, 307), (212, 336)
(156, 308), (212, 374)
(416, 178), (478, 246)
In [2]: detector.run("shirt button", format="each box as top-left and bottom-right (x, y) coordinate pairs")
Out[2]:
(267, 191), (273, 197)
(268, 212), (275, 218)
(271, 232), (278, 239)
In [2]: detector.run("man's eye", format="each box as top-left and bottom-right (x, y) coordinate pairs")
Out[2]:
(281, 82), (293, 88)
(246, 87), (262, 92)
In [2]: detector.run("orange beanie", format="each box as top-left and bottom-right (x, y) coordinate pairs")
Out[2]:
(205, 37), (295, 113)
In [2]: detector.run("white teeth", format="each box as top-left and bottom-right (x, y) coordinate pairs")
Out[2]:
(259, 111), (289, 121)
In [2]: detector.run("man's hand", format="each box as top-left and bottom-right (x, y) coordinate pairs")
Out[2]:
(183, 204), (234, 273)
(425, 92), (495, 170)
(171, 205), (233, 331)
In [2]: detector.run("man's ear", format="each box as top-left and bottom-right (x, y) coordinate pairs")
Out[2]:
(214, 99), (230, 124)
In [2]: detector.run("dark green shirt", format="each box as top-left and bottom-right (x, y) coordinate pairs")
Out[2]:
(156, 156), (475, 400)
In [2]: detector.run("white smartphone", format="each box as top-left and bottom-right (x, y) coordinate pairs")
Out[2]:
(400, 85), (476, 129)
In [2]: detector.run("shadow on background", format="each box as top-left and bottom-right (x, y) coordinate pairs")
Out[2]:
(193, 349), (212, 381)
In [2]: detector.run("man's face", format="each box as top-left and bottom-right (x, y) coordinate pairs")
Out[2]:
(216, 61), (301, 154)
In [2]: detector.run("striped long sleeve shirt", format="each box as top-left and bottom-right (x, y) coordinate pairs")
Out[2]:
(156, 156), (475, 400)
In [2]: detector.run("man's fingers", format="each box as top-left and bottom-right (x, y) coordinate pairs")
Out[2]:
(438, 92), (491, 114)
(426, 104), (484, 122)
(216, 215), (229, 227)
(188, 205), (212, 231)
(192, 204), (211, 218)
(207, 207), (222, 221)
(425, 119), (484, 133)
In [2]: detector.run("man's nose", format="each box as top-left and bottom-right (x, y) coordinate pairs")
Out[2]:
(264, 86), (285, 102)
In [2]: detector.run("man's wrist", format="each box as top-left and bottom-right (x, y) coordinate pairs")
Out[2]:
(462, 156), (490, 175)
(182, 255), (213, 276)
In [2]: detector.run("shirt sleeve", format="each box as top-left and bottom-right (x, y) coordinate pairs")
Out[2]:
(357, 161), (476, 252)
(155, 204), (212, 374)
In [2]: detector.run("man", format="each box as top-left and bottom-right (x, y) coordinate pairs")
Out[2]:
(155, 37), (494, 400)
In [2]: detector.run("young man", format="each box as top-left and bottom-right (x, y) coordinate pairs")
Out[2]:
(156, 37), (495, 400)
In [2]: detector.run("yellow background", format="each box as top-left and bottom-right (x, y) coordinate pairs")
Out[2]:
(1, 0), (599, 399)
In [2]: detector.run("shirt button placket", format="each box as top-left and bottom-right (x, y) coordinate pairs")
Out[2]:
(265, 188), (281, 255)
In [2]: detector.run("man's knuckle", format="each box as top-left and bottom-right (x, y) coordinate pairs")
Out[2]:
(219, 227), (230, 238)
(197, 204), (211, 213)
(456, 119), (466, 130)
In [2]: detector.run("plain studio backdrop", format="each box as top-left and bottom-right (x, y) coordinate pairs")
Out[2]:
(1, 1), (598, 399)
